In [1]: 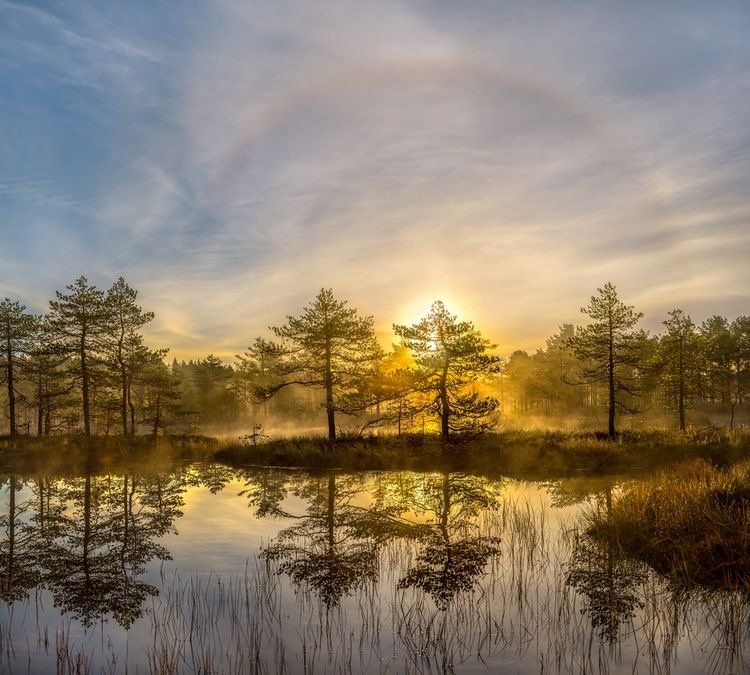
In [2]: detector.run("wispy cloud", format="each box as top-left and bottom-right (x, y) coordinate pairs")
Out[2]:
(1, 0), (748, 358)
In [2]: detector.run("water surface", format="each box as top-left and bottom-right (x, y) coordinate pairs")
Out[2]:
(0, 459), (746, 674)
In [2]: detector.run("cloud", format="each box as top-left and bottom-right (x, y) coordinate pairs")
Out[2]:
(0, 0), (748, 358)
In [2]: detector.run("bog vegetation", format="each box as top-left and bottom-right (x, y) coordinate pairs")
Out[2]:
(0, 277), (748, 442)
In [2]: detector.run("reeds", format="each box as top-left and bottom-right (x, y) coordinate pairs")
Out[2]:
(2, 473), (750, 673)
(588, 458), (750, 590)
(214, 428), (750, 478)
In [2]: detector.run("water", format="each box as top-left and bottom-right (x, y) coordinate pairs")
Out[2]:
(0, 460), (746, 674)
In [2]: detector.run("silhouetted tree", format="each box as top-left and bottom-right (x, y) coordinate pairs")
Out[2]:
(137, 355), (182, 436)
(0, 299), (38, 437)
(104, 277), (155, 436)
(260, 289), (383, 441)
(394, 301), (500, 441)
(656, 309), (701, 431)
(47, 277), (110, 435)
(26, 318), (73, 435)
(700, 316), (734, 407)
(567, 283), (645, 438)
(234, 337), (283, 418)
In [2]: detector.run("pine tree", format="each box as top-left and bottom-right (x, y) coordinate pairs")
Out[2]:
(567, 283), (645, 438)
(47, 277), (109, 436)
(393, 301), (500, 441)
(0, 299), (38, 436)
(260, 289), (383, 442)
(657, 309), (700, 431)
(104, 277), (155, 436)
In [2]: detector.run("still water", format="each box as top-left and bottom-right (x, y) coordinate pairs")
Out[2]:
(0, 460), (746, 674)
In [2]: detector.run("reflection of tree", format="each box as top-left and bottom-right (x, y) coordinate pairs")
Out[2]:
(0, 475), (40, 602)
(543, 476), (621, 508)
(565, 485), (646, 643)
(238, 469), (289, 518)
(262, 473), (393, 607)
(395, 473), (502, 610)
(40, 466), (179, 628)
(187, 462), (236, 494)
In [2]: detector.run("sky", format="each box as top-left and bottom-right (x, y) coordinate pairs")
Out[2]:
(1, 1), (749, 360)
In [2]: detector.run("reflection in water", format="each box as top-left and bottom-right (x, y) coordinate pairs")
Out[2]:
(261, 474), (384, 607)
(0, 461), (748, 673)
(0, 475), (40, 602)
(394, 473), (502, 609)
(564, 484), (647, 643)
(42, 470), (172, 627)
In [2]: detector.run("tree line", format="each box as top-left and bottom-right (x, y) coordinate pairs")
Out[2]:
(0, 279), (748, 440)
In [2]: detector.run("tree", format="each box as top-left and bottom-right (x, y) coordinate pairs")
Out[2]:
(393, 301), (500, 441)
(730, 316), (750, 409)
(700, 316), (734, 407)
(25, 317), (72, 436)
(137, 355), (182, 437)
(47, 277), (110, 436)
(657, 309), (700, 431)
(0, 299), (38, 437)
(234, 337), (283, 419)
(189, 355), (237, 427)
(260, 289), (383, 442)
(567, 283), (645, 438)
(104, 277), (155, 436)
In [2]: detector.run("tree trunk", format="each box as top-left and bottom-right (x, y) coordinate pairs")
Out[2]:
(36, 372), (43, 437)
(81, 336), (91, 436)
(128, 385), (136, 436)
(153, 393), (161, 438)
(324, 339), (336, 442)
(608, 319), (616, 439)
(440, 358), (450, 442)
(6, 330), (16, 437)
(678, 336), (686, 432)
(440, 386), (450, 441)
(120, 362), (128, 436)
(327, 474), (335, 549)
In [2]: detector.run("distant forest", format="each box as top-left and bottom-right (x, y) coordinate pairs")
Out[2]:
(0, 277), (748, 440)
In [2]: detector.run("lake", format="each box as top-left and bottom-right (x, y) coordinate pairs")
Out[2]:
(0, 459), (746, 674)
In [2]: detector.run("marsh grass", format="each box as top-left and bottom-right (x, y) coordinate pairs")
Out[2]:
(214, 428), (750, 478)
(589, 458), (750, 591)
(3, 428), (749, 478)
(0, 433), (219, 475)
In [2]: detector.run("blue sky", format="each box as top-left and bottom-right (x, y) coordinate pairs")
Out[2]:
(1, 1), (749, 358)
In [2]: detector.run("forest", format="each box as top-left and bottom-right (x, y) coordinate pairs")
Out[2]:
(0, 276), (748, 442)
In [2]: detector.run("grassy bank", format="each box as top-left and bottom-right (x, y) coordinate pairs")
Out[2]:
(3, 428), (749, 478)
(214, 427), (750, 478)
(588, 458), (750, 590)
(0, 433), (219, 475)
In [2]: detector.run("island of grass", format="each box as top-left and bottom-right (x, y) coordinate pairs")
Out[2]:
(587, 457), (750, 591)
(2, 427), (750, 480)
(213, 427), (750, 478)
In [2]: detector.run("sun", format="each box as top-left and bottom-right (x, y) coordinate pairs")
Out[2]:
(395, 293), (468, 327)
